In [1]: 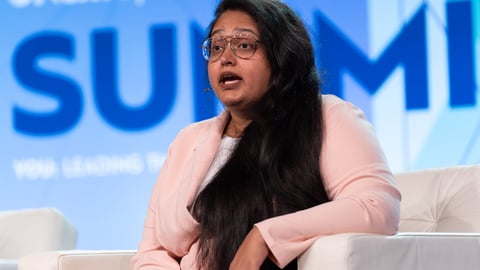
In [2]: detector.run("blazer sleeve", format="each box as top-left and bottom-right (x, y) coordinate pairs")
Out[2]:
(131, 144), (181, 270)
(255, 97), (402, 268)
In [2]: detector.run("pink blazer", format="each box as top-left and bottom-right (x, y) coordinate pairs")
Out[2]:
(131, 95), (401, 269)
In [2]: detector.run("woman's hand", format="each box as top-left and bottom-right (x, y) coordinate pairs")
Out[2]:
(229, 226), (270, 270)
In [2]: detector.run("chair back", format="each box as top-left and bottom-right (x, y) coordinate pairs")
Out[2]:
(395, 165), (480, 233)
(0, 208), (77, 260)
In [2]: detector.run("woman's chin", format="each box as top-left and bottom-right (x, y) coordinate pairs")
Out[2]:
(220, 98), (244, 108)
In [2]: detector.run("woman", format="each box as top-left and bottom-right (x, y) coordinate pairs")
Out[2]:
(131, 0), (401, 269)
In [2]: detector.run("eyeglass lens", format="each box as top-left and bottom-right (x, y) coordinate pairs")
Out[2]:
(202, 35), (258, 61)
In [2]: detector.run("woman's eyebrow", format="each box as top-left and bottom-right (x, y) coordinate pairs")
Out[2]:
(232, 28), (257, 35)
(210, 28), (258, 37)
(210, 29), (225, 36)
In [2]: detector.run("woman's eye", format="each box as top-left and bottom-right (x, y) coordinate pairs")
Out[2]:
(212, 45), (223, 51)
(236, 41), (253, 50)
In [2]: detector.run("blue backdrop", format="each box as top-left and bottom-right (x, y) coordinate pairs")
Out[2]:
(1, 0), (479, 249)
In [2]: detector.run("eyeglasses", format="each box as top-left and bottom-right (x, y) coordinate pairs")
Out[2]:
(202, 34), (262, 62)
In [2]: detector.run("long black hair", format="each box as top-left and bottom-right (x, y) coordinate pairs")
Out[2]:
(192, 0), (329, 269)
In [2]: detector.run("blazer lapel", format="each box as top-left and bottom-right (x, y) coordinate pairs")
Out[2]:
(185, 111), (231, 208)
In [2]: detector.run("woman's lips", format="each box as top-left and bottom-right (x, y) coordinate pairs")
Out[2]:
(220, 72), (242, 88)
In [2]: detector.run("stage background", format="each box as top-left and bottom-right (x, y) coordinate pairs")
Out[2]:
(1, 0), (478, 249)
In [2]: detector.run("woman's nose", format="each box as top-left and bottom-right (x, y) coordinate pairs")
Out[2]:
(220, 44), (236, 65)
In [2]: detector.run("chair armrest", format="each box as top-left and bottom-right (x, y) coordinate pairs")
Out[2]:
(298, 232), (480, 270)
(18, 233), (480, 270)
(18, 250), (135, 270)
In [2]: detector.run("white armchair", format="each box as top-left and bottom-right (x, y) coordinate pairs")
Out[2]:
(0, 207), (77, 270)
(18, 165), (480, 270)
(299, 164), (480, 269)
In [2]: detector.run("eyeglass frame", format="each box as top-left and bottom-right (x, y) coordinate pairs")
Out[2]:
(201, 33), (262, 62)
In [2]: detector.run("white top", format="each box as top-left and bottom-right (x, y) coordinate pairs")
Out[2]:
(194, 135), (240, 200)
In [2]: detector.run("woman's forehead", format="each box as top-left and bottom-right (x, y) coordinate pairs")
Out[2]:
(211, 10), (259, 35)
